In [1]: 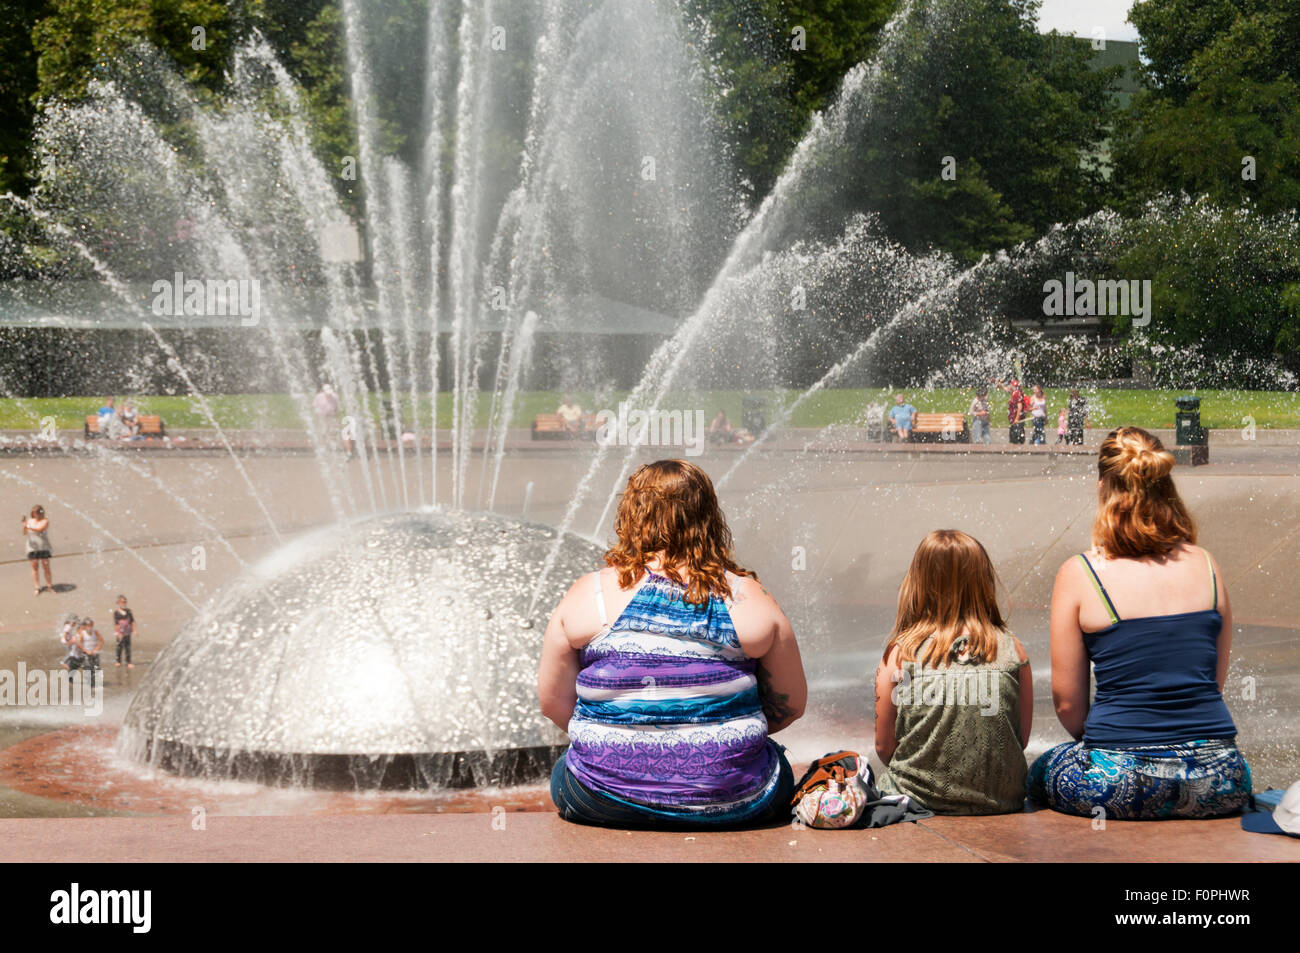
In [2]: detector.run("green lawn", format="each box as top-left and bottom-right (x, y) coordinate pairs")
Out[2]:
(2, 388), (1298, 432)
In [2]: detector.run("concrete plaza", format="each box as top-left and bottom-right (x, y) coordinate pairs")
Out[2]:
(0, 433), (1297, 859)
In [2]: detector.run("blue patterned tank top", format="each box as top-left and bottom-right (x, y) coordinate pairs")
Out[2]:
(564, 571), (783, 822)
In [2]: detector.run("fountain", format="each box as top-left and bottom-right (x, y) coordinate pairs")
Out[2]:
(0, 0), (1295, 803)
(119, 510), (604, 788)
(5, 0), (740, 790)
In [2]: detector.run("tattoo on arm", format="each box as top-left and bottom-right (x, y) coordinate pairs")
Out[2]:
(730, 578), (771, 606)
(757, 663), (795, 729)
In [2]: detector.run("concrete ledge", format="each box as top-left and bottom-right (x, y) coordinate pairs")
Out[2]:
(1, 809), (1295, 863)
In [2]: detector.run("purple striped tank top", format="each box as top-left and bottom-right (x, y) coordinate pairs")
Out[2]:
(564, 571), (783, 822)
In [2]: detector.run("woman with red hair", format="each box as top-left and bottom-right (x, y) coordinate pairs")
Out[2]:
(1029, 427), (1251, 819)
(538, 459), (806, 827)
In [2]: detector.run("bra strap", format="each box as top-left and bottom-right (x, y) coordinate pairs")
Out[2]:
(1077, 553), (1120, 624)
(592, 572), (608, 627)
(1203, 549), (1218, 611)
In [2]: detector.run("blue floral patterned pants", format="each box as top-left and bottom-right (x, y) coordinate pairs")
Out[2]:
(1028, 739), (1251, 820)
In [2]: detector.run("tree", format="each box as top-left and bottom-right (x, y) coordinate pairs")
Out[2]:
(284, 2), (357, 207)
(776, 0), (896, 116)
(32, 0), (236, 102)
(684, 0), (894, 205)
(1113, 198), (1300, 375)
(1116, 0), (1300, 214)
(814, 0), (1119, 262)
(0, 0), (44, 196)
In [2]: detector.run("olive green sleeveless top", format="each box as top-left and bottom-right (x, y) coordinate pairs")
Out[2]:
(878, 631), (1028, 815)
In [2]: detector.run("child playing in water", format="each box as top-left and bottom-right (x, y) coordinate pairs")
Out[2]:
(874, 530), (1033, 814)
(1056, 406), (1068, 444)
(59, 614), (83, 673)
(76, 619), (103, 690)
(113, 595), (136, 669)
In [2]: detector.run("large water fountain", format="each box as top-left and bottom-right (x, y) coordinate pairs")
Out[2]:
(1, 0), (1296, 797)
(11, 0), (752, 789)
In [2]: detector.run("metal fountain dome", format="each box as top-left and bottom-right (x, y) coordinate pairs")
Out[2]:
(119, 509), (606, 789)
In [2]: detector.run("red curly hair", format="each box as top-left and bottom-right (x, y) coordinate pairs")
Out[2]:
(1093, 427), (1197, 558)
(605, 459), (754, 606)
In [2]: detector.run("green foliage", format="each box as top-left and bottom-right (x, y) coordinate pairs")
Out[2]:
(906, 160), (1033, 262)
(859, 0), (1118, 262)
(775, 0), (894, 115)
(1112, 200), (1300, 372)
(283, 3), (359, 210)
(684, 0), (893, 204)
(1116, 0), (1300, 214)
(0, 0), (44, 196)
(31, 0), (236, 102)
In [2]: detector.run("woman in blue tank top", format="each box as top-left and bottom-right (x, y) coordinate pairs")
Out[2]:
(538, 459), (806, 828)
(1029, 427), (1251, 819)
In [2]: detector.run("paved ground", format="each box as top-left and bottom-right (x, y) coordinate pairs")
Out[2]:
(0, 433), (1296, 862)
(2, 809), (1295, 862)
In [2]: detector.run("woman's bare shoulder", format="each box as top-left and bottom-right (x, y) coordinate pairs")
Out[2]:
(558, 569), (603, 606)
(726, 572), (777, 607)
(1055, 551), (1089, 581)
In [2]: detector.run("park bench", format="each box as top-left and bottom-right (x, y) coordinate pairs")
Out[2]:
(531, 413), (597, 439)
(887, 411), (969, 443)
(85, 414), (166, 439)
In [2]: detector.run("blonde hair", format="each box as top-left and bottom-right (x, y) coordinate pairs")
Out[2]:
(884, 530), (1007, 668)
(605, 459), (754, 606)
(1093, 427), (1196, 558)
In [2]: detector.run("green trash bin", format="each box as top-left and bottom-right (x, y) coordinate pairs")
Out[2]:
(1174, 395), (1208, 465)
(1175, 395), (1206, 446)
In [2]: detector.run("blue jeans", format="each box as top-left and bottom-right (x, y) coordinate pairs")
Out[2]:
(972, 418), (990, 444)
(550, 745), (795, 829)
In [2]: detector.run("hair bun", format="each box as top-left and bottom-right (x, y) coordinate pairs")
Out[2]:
(1115, 432), (1174, 486)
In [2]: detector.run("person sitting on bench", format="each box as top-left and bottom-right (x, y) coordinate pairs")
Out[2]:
(556, 395), (584, 435)
(708, 410), (736, 444)
(119, 399), (141, 438)
(97, 397), (120, 439)
(887, 394), (918, 441)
